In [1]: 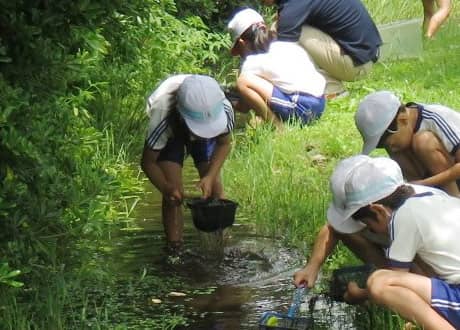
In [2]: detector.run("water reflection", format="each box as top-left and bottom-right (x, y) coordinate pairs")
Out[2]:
(105, 165), (361, 329)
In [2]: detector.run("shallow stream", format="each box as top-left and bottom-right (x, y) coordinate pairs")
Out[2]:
(96, 164), (368, 329)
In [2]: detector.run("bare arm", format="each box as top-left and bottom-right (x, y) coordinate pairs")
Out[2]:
(234, 98), (252, 114)
(411, 147), (460, 197)
(198, 134), (232, 198)
(140, 144), (181, 201)
(412, 163), (460, 190)
(293, 224), (338, 288)
(387, 149), (427, 181)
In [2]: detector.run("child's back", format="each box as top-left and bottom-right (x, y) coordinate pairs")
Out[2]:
(241, 40), (325, 98)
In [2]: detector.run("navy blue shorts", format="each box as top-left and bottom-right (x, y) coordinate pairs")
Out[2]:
(157, 136), (216, 167)
(270, 87), (325, 125)
(431, 277), (460, 328)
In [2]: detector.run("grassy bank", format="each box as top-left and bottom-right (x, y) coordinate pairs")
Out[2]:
(225, 10), (460, 246)
(223, 12), (460, 329)
(1, 0), (457, 328)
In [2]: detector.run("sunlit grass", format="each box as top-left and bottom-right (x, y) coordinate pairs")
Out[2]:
(363, 0), (421, 24)
(224, 13), (460, 243)
(223, 12), (459, 330)
(2, 2), (457, 329)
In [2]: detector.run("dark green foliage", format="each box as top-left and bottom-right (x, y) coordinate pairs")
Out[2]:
(0, 0), (246, 327)
(174, 0), (263, 29)
(0, 0), (231, 292)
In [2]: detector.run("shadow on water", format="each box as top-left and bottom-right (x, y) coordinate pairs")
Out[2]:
(104, 164), (362, 329)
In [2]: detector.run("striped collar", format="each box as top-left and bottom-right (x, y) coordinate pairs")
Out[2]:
(405, 102), (423, 133)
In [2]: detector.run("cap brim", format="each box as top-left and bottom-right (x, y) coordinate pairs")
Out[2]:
(361, 135), (381, 155)
(327, 202), (366, 234)
(183, 103), (228, 139)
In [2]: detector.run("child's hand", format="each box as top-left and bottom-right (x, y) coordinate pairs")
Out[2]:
(344, 281), (368, 304)
(197, 176), (213, 199)
(293, 264), (319, 288)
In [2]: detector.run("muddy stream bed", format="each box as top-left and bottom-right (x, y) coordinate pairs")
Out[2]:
(95, 166), (369, 329)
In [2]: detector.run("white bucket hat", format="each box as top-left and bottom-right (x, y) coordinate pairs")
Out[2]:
(355, 91), (402, 155)
(227, 8), (265, 56)
(327, 156), (404, 234)
(177, 75), (228, 139)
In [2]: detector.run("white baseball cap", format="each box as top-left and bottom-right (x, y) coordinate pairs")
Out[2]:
(355, 91), (402, 155)
(227, 8), (265, 56)
(177, 75), (228, 139)
(327, 156), (404, 234)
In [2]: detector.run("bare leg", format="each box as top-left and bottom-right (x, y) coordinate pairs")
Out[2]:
(412, 131), (460, 196)
(422, 0), (436, 33)
(337, 233), (435, 302)
(196, 162), (224, 199)
(367, 270), (454, 330)
(237, 74), (283, 129)
(422, 0), (452, 38)
(387, 149), (428, 182)
(158, 161), (184, 245)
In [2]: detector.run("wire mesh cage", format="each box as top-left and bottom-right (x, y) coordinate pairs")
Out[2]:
(259, 286), (313, 330)
(259, 311), (313, 330)
(329, 264), (376, 302)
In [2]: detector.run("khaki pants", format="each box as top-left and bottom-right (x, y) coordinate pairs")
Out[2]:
(299, 25), (374, 94)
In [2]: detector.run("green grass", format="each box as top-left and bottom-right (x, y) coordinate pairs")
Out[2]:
(363, 0), (421, 24)
(223, 12), (459, 330)
(224, 11), (460, 243)
(2, 2), (457, 329)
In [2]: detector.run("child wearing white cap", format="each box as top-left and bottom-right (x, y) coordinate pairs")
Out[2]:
(293, 156), (447, 302)
(227, 8), (326, 129)
(355, 90), (460, 197)
(330, 155), (460, 329)
(141, 74), (234, 248)
(260, 0), (382, 98)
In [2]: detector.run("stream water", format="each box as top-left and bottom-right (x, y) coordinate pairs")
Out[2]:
(99, 163), (368, 329)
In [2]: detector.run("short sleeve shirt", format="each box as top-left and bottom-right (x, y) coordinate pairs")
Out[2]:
(387, 193), (460, 284)
(240, 41), (325, 97)
(328, 183), (447, 235)
(275, 0), (382, 65)
(144, 75), (234, 151)
(411, 103), (460, 155)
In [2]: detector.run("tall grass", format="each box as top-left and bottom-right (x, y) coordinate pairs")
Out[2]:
(2, 1), (456, 329)
(223, 11), (459, 330)
(225, 11), (460, 241)
(363, 0), (421, 24)
(224, 120), (352, 247)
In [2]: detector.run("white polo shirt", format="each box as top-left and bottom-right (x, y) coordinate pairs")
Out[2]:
(387, 193), (460, 284)
(144, 75), (234, 151)
(330, 184), (447, 235)
(240, 41), (326, 97)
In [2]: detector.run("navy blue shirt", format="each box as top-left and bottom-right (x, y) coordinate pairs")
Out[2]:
(276, 0), (382, 65)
